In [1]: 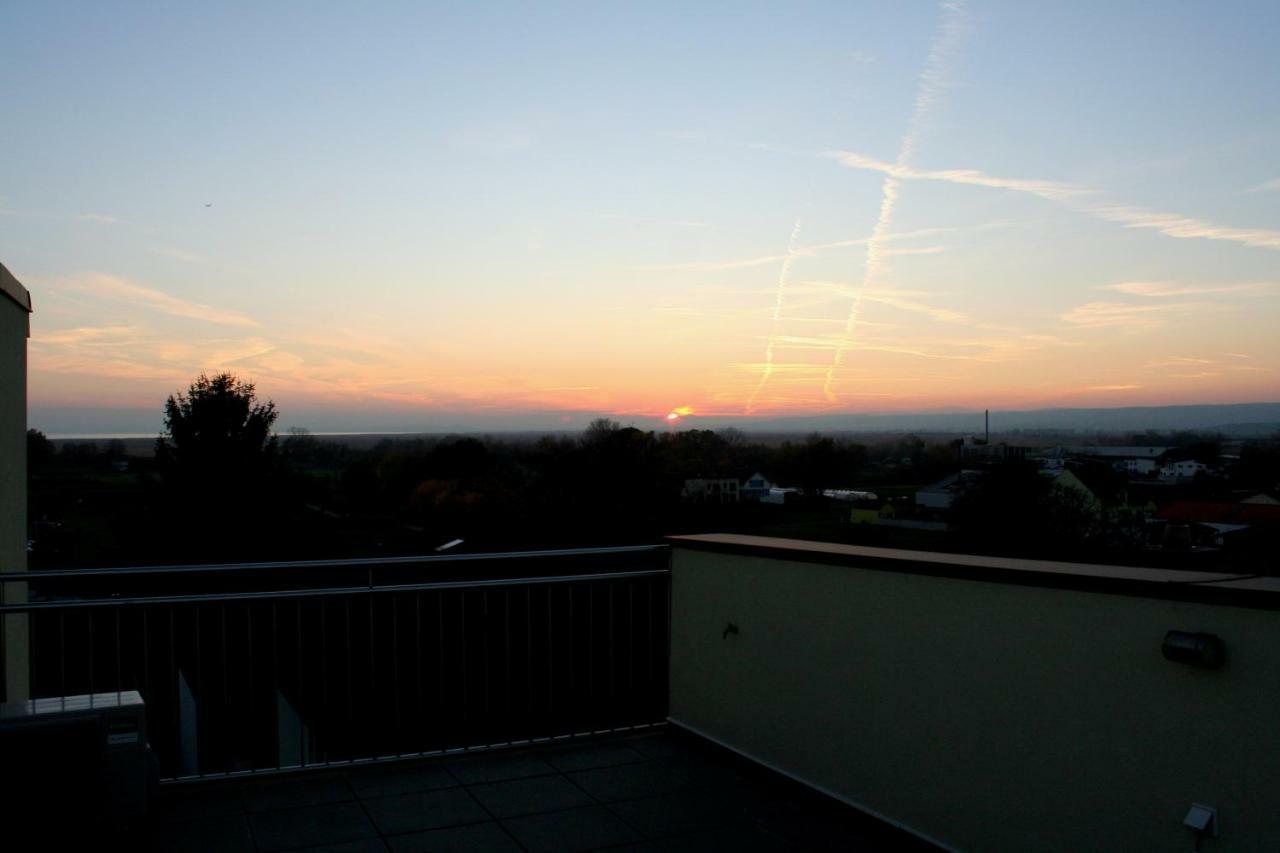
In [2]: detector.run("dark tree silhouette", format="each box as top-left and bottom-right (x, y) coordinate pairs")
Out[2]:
(27, 428), (55, 471)
(156, 373), (279, 500)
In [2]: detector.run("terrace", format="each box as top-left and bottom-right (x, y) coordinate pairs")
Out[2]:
(4, 536), (1280, 851)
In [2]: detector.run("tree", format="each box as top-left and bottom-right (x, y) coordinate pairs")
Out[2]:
(582, 418), (622, 446)
(156, 373), (279, 493)
(27, 428), (55, 471)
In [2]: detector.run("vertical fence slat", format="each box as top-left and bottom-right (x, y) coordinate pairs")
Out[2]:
(5, 551), (668, 781)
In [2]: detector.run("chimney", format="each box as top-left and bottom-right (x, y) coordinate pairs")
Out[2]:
(985, 409), (989, 444)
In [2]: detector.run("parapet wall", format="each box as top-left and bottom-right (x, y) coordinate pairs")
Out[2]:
(668, 534), (1280, 853)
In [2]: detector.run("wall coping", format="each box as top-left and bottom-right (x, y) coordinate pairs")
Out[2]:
(0, 262), (32, 314)
(667, 533), (1280, 610)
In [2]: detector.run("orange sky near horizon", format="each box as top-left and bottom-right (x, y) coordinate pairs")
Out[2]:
(5, 2), (1278, 432)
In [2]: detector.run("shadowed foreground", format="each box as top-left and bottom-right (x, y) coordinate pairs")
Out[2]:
(132, 729), (938, 852)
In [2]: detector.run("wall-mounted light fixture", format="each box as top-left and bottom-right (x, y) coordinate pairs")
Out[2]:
(1162, 631), (1224, 669)
(1184, 802), (1218, 844)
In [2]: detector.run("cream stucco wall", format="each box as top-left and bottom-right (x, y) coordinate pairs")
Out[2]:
(1, 265), (30, 702)
(669, 543), (1280, 852)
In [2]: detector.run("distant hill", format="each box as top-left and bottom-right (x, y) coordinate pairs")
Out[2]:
(31, 401), (1280, 440)
(691, 402), (1280, 437)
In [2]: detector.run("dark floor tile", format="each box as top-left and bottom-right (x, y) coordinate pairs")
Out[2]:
(662, 754), (749, 790)
(469, 774), (595, 818)
(546, 743), (646, 773)
(147, 814), (253, 852)
(753, 800), (916, 853)
(347, 762), (457, 799)
(295, 840), (389, 853)
(503, 805), (642, 853)
(446, 753), (558, 785)
(658, 824), (796, 852)
(362, 787), (489, 835)
(568, 763), (689, 803)
(250, 802), (377, 852)
(386, 822), (524, 853)
(152, 783), (246, 821)
(608, 790), (744, 839)
(624, 735), (698, 763)
(244, 774), (353, 813)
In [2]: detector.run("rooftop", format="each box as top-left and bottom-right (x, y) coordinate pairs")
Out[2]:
(129, 729), (934, 852)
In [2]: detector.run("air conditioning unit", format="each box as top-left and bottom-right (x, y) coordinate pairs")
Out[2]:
(0, 691), (151, 831)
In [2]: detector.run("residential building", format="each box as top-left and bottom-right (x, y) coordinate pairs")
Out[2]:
(1124, 458), (1159, 476)
(1160, 460), (1208, 481)
(680, 477), (740, 503)
(739, 472), (773, 501)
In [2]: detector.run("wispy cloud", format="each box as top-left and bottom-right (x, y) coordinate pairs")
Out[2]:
(638, 222), (1004, 273)
(827, 150), (1090, 201)
(599, 213), (709, 229)
(150, 246), (211, 265)
(1141, 356), (1215, 368)
(68, 273), (258, 327)
(880, 245), (945, 257)
(745, 220), (803, 413)
(1100, 281), (1275, 297)
(1247, 178), (1280, 193)
(1060, 301), (1208, 329)
(829, 151), (1280, 251)
(36, 325), (139, 346)
(75, 212), (120, 224)
(1085, 205), (1280, 250)
(795, 281), (970, 325)
(824, 0), (971, 401)
(637, 254), (788, 272)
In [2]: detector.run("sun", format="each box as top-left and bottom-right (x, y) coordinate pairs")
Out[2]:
(665, 406), (694, 423)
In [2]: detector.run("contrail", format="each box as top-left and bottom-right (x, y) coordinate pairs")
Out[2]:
(745, 219), (803, 413)
(824, 0), (970, 401)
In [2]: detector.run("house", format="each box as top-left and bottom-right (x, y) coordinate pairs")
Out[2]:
(1051, 469), (1103, 514)
(1159, 460), (1208, 481)
(1123, 458), (1158, 476)
(1034, 456), (1066, 473)
(959, 441), (1026, 464)
(681, 477), (740, 504)
(739, 472), (773, 501)
(916, 473), (964, 509)
(822, 489), (879, 502)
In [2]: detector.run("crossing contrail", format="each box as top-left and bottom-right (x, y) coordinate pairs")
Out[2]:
(824, 0), (970, 401)
(745, 219), (803, 413)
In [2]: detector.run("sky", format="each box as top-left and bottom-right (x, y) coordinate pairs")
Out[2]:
(3, 1), (1278, 434)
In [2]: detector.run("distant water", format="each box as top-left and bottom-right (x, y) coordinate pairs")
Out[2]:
(48, 431), (422, 441)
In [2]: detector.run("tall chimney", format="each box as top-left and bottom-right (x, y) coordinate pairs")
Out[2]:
(985, 409), (989, 444)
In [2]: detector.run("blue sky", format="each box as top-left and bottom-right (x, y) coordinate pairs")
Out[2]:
(3, 1), (1278, 434)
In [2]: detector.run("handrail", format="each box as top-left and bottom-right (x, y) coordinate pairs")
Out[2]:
(0, 543), (669, 581)
(0, 568), (670, 612)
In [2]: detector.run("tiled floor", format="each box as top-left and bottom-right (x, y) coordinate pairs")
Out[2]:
(134, 729), (940, 852)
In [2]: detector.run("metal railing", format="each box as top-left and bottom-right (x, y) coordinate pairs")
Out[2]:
(0, 545), (671, 780)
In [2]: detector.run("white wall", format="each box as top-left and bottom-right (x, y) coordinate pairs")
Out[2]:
(669, 539), (1280, 852)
